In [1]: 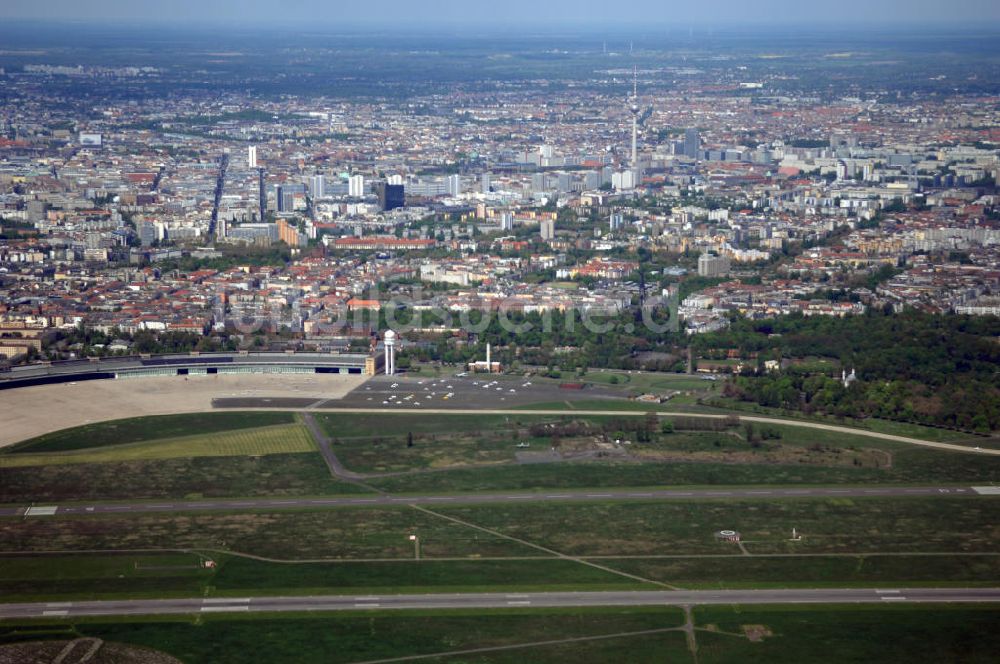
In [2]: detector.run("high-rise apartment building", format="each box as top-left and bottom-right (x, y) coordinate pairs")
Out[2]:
(540, 218), (555, 241)
(684, 128), (700, 159)
(258, 168), (266, 221)
(276, 184), (306, 213)
(375, 182), (405, 212)
(348, 175), (365, 198)
(697, 253), (731, 278)
(446, 174), (462, 196)
(612, 170), (636, 191)
(309, 174), (325, 198)
(278, 218), (301, 246)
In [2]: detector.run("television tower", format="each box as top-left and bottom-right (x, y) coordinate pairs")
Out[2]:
(630, 66), (640, 177)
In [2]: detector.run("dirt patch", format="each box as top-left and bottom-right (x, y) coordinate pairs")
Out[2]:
(516, 450), (562, 464)
(552, 436), (631, 461)
(742, 624), (774, 642)
(0, 640), (182, 664)
(631, 445), (886, 468)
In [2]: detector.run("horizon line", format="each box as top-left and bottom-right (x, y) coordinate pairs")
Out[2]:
(1, 18), (999, 32)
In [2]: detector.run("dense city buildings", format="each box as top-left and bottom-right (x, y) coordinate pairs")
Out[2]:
(0, 26), (998, 360)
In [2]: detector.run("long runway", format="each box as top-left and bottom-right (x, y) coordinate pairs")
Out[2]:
(4, 588), (999, 619)
(1, 485), (990, 519)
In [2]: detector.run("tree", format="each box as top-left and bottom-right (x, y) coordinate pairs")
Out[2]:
(644, 412), (658, 439)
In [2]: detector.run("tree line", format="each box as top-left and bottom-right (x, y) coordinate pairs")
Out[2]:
(699, 311), (1000, 432)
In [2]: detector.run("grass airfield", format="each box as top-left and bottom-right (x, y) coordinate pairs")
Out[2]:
(0, 385), (998, 662)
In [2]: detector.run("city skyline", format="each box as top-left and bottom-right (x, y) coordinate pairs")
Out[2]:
(2, 0), (1000, 27)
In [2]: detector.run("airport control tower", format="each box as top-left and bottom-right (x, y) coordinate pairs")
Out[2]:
(383, 330), (397, 376)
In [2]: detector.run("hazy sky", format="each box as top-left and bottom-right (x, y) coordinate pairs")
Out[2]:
(3, 0), (1000, 27)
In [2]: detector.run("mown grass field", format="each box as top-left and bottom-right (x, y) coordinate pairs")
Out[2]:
(330, 424), (559, 473)
(0, 609), (690, 664)
(334, 434), (518, 473)
(330, 409), (999, 492)
(366, 446), (1000, 492)
(2, 497), (995, 561)
(0, 553), (214, 600)
(2, 605), (998, 663)
(0, 507), (540, 560)
(0, 452), (368, 503)
(5, 412), (297, 454)
(693, 604), (1000, 664)
(334, 425), (894, 476)
(0, 553), (643, 601)
(0, 424), (316, 468)
(2, 550), (997, 603)
(0, 496), (996, 604)
(435, 497), (1000, 557)
(2, 408), (995, 500)
(605, 554), (1000, 589)
(315, 412), (531, 439)
(518, 396), (985, 445)
(323, 409), (992, 479)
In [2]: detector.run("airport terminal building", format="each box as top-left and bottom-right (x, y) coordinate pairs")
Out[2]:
(0, 351), (382, 391)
